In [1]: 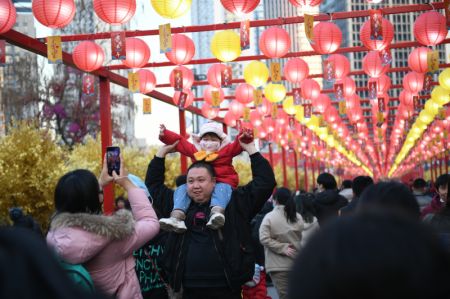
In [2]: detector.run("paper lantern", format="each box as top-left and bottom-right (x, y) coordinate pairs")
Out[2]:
(288, 0), (322, 7)
(250, 110), (263, 127)
(224, 111), (237, 127)
(173, 89), (194, 108)
(229, 100), (245, 117)
(203, 86), (224, 105)
(256, 98), (271, 115)
(202, 102), (219, 119)
(362, 51), (389, 78)
(235, 83), (255, 104)
(137, 69), (156, 93)
(300, 79), (321, 100)
(337, 77), (356, 98)
(72, 41), (105, 72)
(165, 34), (195, 65)
(244, 61), (269, 88)
(368, 74), (391, 94)
(431, 86), (450, 106)
(151, 0), (192, 19)
(326, 54), (350, 80)
(220, 0), (260, 15)
(0, 0), (16, 34)
(259, 27), (291, 58)
(313, 94), (331, 114)
(311, 22), (342, 54)
(207, 64), (227, 88)
(403, 71), (424, 94)
(211, 30), (241, 62)
(264, 83), (286, 103)
(93, 0), (136, 25)
(284, 58), (309, 85)
(32, 0), (75, 28)
(264, 117), (276, 132)
(414, 11), (447, 46)
(408, 47), (431, 73)
(399, 90), (415, 106)
(360, 17), (394, 51)
(439, 68), (450, 90)
(169, 66), (194, 89)
(282, 96), (300, 115)
(123, 38), (150, 68)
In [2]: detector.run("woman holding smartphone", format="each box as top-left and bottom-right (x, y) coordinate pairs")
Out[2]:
(47, 154), (160, 299)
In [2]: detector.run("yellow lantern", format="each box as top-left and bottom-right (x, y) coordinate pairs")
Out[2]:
(210, 30), (241, 62)
(151, 0), (192, 19)
(244, 61), (269, 88)
(326, 135), (335, 147)
(306, 115), (319, 130)
(439, 68), (450, 90)
(295, 106), (305, 123)
(431, 86), (450, 106)
(424, 99), (440, 115)
(418, 109), (434, 125)
(282, 96), (300, 115)
(264, 83), (286, 103)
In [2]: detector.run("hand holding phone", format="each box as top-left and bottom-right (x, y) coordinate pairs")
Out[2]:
(106, 146), (120, 176)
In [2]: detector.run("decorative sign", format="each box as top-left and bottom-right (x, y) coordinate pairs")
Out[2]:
(293, 88), (302, 105)
(253, 89), (263, 106)
(427, 50), (439, 73)
(173, 69), (183, 91)
(211, 90), (220, 108)
(111, 32), (126, 60)
(338, 101), (346, 115)
(370, 10), (383, 40)
(423, 74), (433, 94)
(289, 115), (295, 129)
(0, 40), (5, 65)
(380, 47), (392, 66)
(323, 60), (335, 82)
(368, 81), (377, 100)
(304, 103), (312, 118)
(159, 23), (172, 53)
(221, 66), (232, 88)
(270, 62), (281, 83)
(413, 95), (421, 112)
(271, 104), (278, 119)
(178, 91), (188, 110)
(240, 20), (250, 50)
(243, 107), (251, 122)
(236, 119), (242, 131)
(82, 74), (95, 95)
(304, 14), (314, 44)
(128, 72), (140, 93)
(445, 0), (450, 28)
(143, 98), (152, 114)
(47, 36), (62, 64)
(378, 97), (385, 113)
(334, 82), (344, 101)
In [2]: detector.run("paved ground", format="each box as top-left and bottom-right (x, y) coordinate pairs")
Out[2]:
(267, 286), (279, 298)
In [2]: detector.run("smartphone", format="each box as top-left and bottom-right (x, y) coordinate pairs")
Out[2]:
(106, 146), (120, 176)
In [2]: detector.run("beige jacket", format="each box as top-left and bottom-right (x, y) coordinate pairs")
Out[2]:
(259, 205), (304, 273)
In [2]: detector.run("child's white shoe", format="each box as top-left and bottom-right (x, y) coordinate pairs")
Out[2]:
(206, 212), (225, 230)
(159, 217), (187, 233)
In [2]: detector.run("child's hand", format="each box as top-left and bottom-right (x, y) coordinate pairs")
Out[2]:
(239, 128), (254, 144)
(159, 124), (166, 136)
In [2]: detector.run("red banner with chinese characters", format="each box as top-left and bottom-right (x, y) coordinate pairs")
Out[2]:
(370, 10), (383, 40)
(334, 82), (344, 101)
(368, 81), (377, 100)
(0, 40), (5, 65)
(240, 20), (250, 50)
(378, 97), (385, 113)
(221, 66), (232, 88)
(173, 69), (183, 91)
(323, 60), (335, 82)
(111, 32), (126, 60)
(293, 88), (302, 105)
(304, 104), (312, 119)
(178, 91), (187, 110)
(82, 74), (95, 95)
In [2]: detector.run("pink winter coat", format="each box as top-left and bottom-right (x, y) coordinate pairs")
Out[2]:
(47, 188), (159, 299)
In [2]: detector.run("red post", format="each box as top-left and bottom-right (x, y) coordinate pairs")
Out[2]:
(99, 76), (114, 215)
(293, 150), (299, 191)
(311, 157), (316, 190)
(281, 147), (288, 188)
(179, 109), (187, 174)
(268, 143), (274, 167)
(222, 123), (228, 135)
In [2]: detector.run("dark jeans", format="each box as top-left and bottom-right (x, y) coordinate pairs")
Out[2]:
(182, 287), (241, 299)
(142, 287), (168, 299)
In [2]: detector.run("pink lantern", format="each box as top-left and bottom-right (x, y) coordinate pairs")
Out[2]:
(93, 0), (136, 25)
(414, 11), (447, 46)
(207, 64), (227, 88)
(202, 102), (219, 119)
(137, 69), (156, 94)
(259, 27), (291, 58)
(203, 86), (225, 105)
(326, 54), (350, 80)
(362, 51), (389, 78)
(250, 110), (263, 127)
(0, 0), (16, 34)
(408, 47), (432, 73)
(311, 22), (342, 54)
(368, 74), (391, 94)
(220, 0), (260, 14)
(165, 34), (195, 65)
(403, 71), (424, 94)
(313, 94), (331, 114)
(284, 58), (309, 84)
(224, 111), (237, 127)
(32, 0), (75, 28)
(264, 117), (275, 133)
(300, 79), (321, 100)
(123, 38), (150, 68)
(399, 90), (415, 107)
(169, 66), (194, 89)
(360, 17), (394, 51)
(229, 100), (245, 117)
(173, 89), (194, 108)
(337, 77), (356, 98)
(72, 41), (105, 72)
(256, 98), (271, 115)
(288, 0), (322, 6)
(235, 83), (255, 104)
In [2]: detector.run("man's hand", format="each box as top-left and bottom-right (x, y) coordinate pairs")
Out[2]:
(284, 245), (297, 258)
(159, 124), (166, 137)
(156, 141), (179, 158)
(239, 129), (257, 155)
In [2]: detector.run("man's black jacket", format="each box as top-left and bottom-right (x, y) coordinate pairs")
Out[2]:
(145, 152), (276, 291)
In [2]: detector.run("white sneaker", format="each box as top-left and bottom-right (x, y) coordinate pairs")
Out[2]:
(159, 217), (187, 233)
(206, 213), (225, 230)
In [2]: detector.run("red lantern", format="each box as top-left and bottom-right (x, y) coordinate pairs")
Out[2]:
(403, 71), (424, 94)
(207, 64), (227, 88)
(399, 90), (415, 107)
(263, 117), (275, 133)
(169, 66), (194, 89)
(408, 47), (431, 73)
(288, 0), (322, 7)
(224, 111), (237, 127)
(203, 86), (224, 105)
(414, 11), (447, 46)
(313, 94), (331, 114)
(326, 54), (350, 80)
(337, 77), (356, 98)
(229, 100), (244, 117)
(250, 110), (263, 127)
(72, 41), (105, 72)
(300, 79), (321, 100)
(165, 34), (195, 65)
(362, 51), (389, 78)
(360, 17), (394, 51)
(202, 102), (219, 119)
(93, 0), (135, 25)
(311, 22), (342, 54)
(284, 58), (309, 84)
(220, 0), (260, 15)
(32, 0), (75, 28)
(137, 69), (156, 94)
(123, 38), (150, 68)
(235, 83), (255, 104)
(173, 89), (194, 108)
(256, 98), (271, 116)
(368, 74), (391, 94)
(259, 27), (291, 58)
(0, 0), (16, 34)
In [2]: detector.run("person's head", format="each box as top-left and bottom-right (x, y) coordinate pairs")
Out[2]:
(274, 187), (297, 223)
(435, 174), (449, 202)
(358, 181), (420, 219)
(341, 180), (352, 190)
(176, 174), (187, 187)
(9, 207), (23, 223)
(352, 176), (374, 198)
(186, 161), (216, 204)
(288, 210), (450, 299)
(198, 122), (226, 152)
(114, 196), (130, 211)
(54, 169), (102, 214)
(295, 192), (316, 223)
(412, 178), (427, 193)
(317, 172), (337, 191)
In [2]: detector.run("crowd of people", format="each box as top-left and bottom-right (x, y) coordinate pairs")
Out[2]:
(2, 121), (450, 299)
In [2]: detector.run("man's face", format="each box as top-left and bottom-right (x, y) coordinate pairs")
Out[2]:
(438, 184), (448, 202)
(187, 167), (216, 204)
